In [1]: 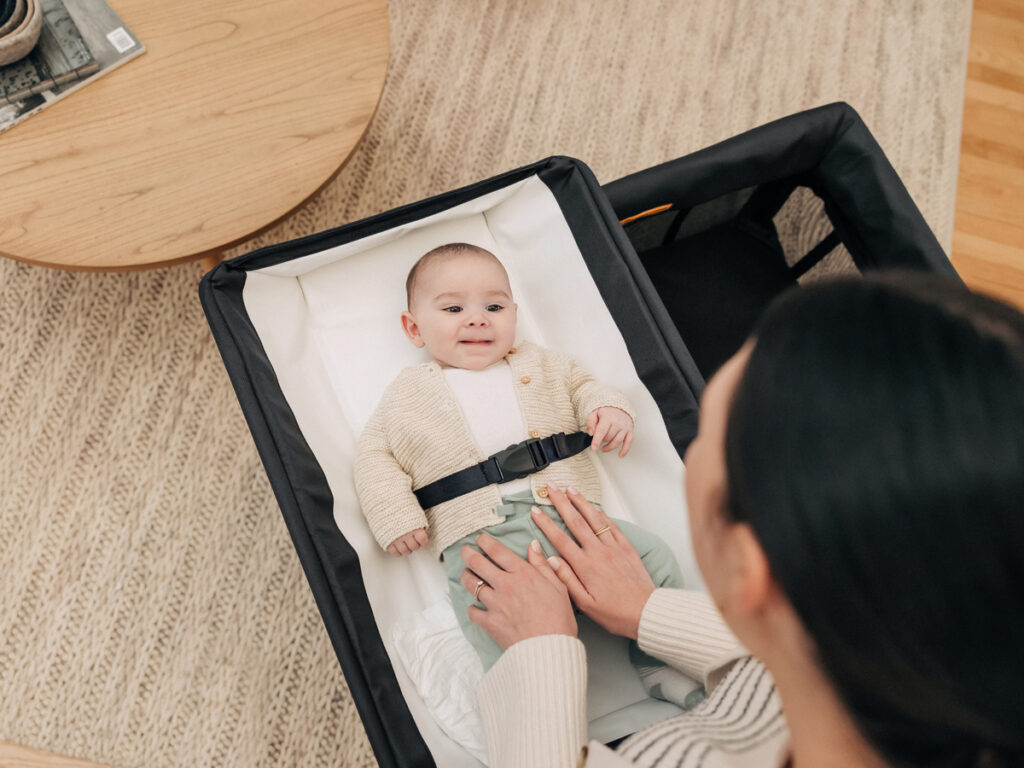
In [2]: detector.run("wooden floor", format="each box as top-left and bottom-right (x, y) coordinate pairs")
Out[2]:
(0, 3), (1020, 768)
(951, 0), (1024, 310)
(0, 741), (110, 768)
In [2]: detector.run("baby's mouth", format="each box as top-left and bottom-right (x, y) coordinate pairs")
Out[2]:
(459, 339), (492, 345)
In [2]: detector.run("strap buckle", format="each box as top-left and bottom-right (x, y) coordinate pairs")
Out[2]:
(490, 437), (548, 482)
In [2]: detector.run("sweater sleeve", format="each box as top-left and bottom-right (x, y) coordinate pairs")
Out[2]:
(637, 589), (748, 691)
(477, 634), (588, 768)
(562, 354), (637, 428)
(353, 402), (429, 551)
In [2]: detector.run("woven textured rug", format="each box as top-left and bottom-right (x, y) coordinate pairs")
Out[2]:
(0, 1), (971, 766)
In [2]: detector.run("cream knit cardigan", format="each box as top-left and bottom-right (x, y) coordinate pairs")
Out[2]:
(477, 590), (790, 768)
(354, 341), (636, 557)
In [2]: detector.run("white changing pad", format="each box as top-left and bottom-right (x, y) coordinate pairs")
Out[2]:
(240, 173), (704, 765)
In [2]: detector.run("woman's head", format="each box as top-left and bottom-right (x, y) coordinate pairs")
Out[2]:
(688, 272), (1024, 766)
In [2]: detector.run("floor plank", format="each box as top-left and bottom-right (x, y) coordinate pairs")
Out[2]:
(0, 741), (116, 768)
(974, 0), (1023, 19)
(952, 0), (1024, 309)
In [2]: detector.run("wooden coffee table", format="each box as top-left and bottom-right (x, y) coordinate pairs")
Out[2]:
(0, 0), (388, 271)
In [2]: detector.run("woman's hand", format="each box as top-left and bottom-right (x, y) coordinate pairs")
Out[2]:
(532, 485), (656, 640)
(460, 534), (577, 651)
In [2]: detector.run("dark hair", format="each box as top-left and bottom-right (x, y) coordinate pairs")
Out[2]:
(724, 273), (1024, 767)
(405, 242), (499, 308)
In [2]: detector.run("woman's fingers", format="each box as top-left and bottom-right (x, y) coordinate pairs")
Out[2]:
(460, 568), (491, 602)
(460, 533), (540, 594)
(549, 485), (618, 546)
(460, 543), (505, 585)
(568, 486), (620, 536)
(475, 532), (525, 572)
(547, 554), (593, 607)
(565, 486), (631, 548)
(465, 544), (578, 650)
(544, 485), (599, 545)
(466, 603), (489, 630)
(529, 503), (583, 559)
(526, 539), (563, 590)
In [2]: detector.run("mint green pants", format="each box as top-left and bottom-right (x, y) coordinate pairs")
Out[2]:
(441, 490), (684, 672)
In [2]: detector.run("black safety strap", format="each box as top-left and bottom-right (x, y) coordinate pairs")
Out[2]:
(789, 230), (842, 280)
(413, 431), (592, 509)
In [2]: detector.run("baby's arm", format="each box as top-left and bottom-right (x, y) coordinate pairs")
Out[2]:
(354, 405), (431, 556)
(561, 354), (637, 457)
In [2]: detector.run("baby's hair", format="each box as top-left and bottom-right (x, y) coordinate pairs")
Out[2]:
(405, 242), (501, 308)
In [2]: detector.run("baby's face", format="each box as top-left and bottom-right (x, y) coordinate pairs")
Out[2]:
(402, 253), (517, 370)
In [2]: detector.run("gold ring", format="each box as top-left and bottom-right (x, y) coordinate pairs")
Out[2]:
(593, 525), (611, 537)
(473, 579), (485, 600)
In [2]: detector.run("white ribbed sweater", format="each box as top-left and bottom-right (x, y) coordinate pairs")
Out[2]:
(477, 589), (790, 768)
(354, 341), (636, 556)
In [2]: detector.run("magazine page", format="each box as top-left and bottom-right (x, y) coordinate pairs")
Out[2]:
(0, 0), (143, 133)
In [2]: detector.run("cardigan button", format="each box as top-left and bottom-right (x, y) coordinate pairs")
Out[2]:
(520, 375), (530, 385)
(508, 347), (517, 354)
(529, 429), (541, 438)
(537, 488), (549, 499)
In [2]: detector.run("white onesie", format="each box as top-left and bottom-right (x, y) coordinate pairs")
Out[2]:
(442, 360), (531, 496)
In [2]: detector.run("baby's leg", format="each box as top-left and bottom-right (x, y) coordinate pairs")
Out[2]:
(611, 518), (685, 590)
(611, 519), (705, 709)
(441, 493), (539, 673)
(443, 548), (505, 672)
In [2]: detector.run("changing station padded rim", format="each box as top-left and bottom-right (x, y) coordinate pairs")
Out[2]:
(199, 156), (703, 768)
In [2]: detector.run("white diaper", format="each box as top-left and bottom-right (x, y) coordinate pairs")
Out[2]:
(392, 603), (489, 763)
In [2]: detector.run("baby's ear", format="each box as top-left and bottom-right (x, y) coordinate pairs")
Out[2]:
(400, 311), (425, 348)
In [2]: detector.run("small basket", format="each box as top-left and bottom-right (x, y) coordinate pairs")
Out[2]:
(0, 0), (42, 68)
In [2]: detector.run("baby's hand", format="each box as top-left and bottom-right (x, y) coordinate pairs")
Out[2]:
(586, 407), (634, 457)
(387, 528), (429, 556)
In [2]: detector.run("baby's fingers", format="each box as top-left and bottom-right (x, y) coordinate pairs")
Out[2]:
(601, 426), (624, 453)
(619, 430), (633, 458)
(591, 419), (612, 451)
(413, 529), (430, 548)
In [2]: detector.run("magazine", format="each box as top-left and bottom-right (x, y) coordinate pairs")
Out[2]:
(0, 0), (143, 133)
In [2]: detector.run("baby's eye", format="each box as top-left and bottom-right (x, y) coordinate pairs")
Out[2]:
(443, 306), (462, 313)
(486, 304), (503, 312)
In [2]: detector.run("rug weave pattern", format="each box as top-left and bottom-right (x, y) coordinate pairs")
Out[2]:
(0, 1), (970, 765)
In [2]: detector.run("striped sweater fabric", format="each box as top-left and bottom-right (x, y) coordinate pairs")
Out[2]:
(615, 658), (787, 767)
(477, 590), (790, 767)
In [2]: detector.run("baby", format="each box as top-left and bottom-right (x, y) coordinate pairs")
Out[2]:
(354, 242), (686, 683)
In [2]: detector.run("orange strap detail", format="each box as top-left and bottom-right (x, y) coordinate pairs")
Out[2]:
(619, 203), (672, 226)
